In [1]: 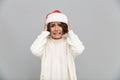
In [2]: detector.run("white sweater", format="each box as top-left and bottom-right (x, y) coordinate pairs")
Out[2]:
(30, 30), (85, 80)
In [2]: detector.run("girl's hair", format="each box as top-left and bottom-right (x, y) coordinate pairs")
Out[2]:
(47, 22), (68, 34)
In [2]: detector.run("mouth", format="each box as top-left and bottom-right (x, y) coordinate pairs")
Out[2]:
(50, 31), (63, 39)
(53, 32), (62, 35)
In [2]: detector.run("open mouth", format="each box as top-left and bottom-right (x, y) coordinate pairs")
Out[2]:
(51, 31), (63, 39)
(53, 32), (62, 35)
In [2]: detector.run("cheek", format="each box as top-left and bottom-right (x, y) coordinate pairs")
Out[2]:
(50, 28), (54, 33)
(59, 27), (63, 32)
(60, 28), (63, 34)
(60, 27), (62, 31)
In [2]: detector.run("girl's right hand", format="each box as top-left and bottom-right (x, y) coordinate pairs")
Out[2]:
(44, 24), (47, 31)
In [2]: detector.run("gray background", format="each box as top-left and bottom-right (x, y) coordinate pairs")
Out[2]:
(0, 0), (120, 80)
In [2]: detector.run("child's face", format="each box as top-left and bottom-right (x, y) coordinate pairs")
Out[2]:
(49, 22), (63, 39)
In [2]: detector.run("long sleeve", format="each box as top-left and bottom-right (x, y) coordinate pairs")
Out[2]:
(67, 30), (85, 58)
(30, 31), (50, 57)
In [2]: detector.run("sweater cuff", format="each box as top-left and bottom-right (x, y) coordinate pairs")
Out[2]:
(68, 30), (74, 36)
(37, 31), (50, 38)
(41, 31), (50, 35)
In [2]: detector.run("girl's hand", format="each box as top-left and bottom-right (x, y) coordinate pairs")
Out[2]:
(44, 24), (47, 31)
(68, 21), (71, 31)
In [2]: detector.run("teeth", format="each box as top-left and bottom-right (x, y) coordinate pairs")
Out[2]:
(54, 33), (61, 35)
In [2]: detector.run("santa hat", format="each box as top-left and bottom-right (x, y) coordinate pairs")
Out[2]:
(46, 10), (68, 24)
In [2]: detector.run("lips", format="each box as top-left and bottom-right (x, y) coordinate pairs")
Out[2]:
(53, 32), (62, 35)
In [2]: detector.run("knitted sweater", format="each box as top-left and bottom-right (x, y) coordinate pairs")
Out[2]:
(30, 30), (85, 80)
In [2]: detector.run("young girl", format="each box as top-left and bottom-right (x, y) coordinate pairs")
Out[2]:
(30, 10), (85, 80)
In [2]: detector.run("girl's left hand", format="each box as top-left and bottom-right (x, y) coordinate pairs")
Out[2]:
(68, 21), (71, 31)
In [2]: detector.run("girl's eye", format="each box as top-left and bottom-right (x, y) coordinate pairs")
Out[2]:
(50, 24), (55, 27)
(58, 24), (62, 27)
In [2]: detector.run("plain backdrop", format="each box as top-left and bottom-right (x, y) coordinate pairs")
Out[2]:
(0, 0), (120, 80)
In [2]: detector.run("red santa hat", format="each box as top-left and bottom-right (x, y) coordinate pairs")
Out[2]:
(46, 10), (68, 24)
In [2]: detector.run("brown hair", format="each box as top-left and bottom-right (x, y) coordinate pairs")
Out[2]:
(47, 22), (68, 34)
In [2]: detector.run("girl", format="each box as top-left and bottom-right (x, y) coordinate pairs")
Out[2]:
(30, 10), (85, 80)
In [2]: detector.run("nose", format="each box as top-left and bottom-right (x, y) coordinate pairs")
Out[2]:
(54, 25), (59, 30)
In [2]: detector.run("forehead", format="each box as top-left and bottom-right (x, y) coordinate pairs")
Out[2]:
(49, 22), (61, 24)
